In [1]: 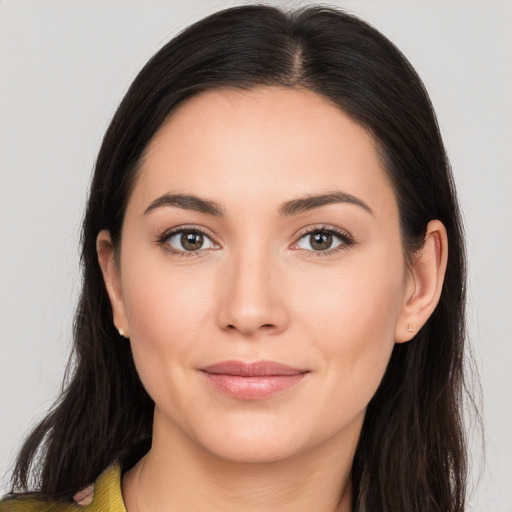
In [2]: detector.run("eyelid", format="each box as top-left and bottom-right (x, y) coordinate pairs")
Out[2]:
(157, 223), (355, 258)
(293, 224), (352, 241)
(290, 224), (355, 256)
(156, 225), (220, 258)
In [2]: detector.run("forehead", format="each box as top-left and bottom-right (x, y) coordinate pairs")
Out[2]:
(131, 87), (396, 219)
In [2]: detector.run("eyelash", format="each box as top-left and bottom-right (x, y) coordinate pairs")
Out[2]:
(156, 224), (355, 259)
(294, 225), (355, 257)
(157, 226), (217, 258)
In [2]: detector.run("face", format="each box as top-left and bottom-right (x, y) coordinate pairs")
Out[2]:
(101, 87), (415, 463)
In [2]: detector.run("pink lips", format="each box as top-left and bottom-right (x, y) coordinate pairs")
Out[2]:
(201, 360), (308, 400)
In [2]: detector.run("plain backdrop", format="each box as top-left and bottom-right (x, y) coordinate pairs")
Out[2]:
(1, 1), (511, 510)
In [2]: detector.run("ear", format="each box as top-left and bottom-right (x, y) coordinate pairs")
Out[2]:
(395, 220), (448, 343)
(96, 230), (129, 338)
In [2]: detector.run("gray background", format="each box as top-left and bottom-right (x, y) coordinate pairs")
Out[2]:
(1, 1), (511, 510)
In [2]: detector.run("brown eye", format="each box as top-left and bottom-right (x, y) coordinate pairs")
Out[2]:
(293, 227), (353, 255)
(164, 229), (216, 253)
(309, 232), (333, 251)
(181, 231), (204, 251)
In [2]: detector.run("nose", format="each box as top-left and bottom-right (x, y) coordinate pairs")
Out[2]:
(216, 247), (289, 337)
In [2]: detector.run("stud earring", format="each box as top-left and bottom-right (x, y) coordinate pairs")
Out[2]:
(118, 328), (125, 337)
(408, 324), (414, 332)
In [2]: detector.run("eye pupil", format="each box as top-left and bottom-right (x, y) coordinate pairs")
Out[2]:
(311, 232), (332, 251)
(181, 231), (204, 251)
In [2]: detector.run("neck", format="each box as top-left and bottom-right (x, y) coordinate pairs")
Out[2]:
(122, 411), (360, 512)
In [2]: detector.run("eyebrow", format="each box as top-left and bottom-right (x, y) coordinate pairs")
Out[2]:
(279, 191), (373, 217)
(144, 193), (225, 216)
(143, 190), (374, 217)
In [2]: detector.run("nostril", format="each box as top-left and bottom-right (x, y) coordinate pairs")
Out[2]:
(225, 323), (275, 332)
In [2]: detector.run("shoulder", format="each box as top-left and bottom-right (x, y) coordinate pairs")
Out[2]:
(0, 463), (126, 512)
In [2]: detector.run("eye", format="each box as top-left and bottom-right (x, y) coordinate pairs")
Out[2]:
(292, 226), (354, 256)
(158, 226), (218, 256)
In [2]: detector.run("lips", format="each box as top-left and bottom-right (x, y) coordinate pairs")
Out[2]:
(201, 360), (308, 400)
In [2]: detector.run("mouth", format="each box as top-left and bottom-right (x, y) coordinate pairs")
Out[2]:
(200, 360), (309, 400)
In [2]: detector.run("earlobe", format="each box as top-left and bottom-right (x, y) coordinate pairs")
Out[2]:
(96, 230), (129, 338)
(395, 220), (448, 343)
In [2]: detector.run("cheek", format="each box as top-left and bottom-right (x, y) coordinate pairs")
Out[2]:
(294, 253), (405, 413)
(120, 252), (217, 399)
(298, 252), (404, 340)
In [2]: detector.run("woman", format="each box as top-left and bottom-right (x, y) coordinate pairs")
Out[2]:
(1, 4), (469, 511)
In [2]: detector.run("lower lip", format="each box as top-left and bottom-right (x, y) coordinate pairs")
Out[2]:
(202, 372), (306, 400)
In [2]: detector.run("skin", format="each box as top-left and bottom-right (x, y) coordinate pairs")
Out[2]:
(97, 87), (448, 512)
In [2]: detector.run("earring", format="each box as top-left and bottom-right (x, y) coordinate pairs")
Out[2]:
(118, 328), (125, 337)
(408, 324), (414, 332)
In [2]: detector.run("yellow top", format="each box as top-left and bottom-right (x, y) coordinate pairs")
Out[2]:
(0, 463), (126, 512)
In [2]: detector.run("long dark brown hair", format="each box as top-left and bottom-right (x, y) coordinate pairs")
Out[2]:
(8, 5), (469, 511)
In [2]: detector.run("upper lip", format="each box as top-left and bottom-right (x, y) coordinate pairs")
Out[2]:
(201, 360), (308, 377)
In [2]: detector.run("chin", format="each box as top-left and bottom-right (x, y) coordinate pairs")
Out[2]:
(205, 436), (301, 464)
(192, 415), (309, 464)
